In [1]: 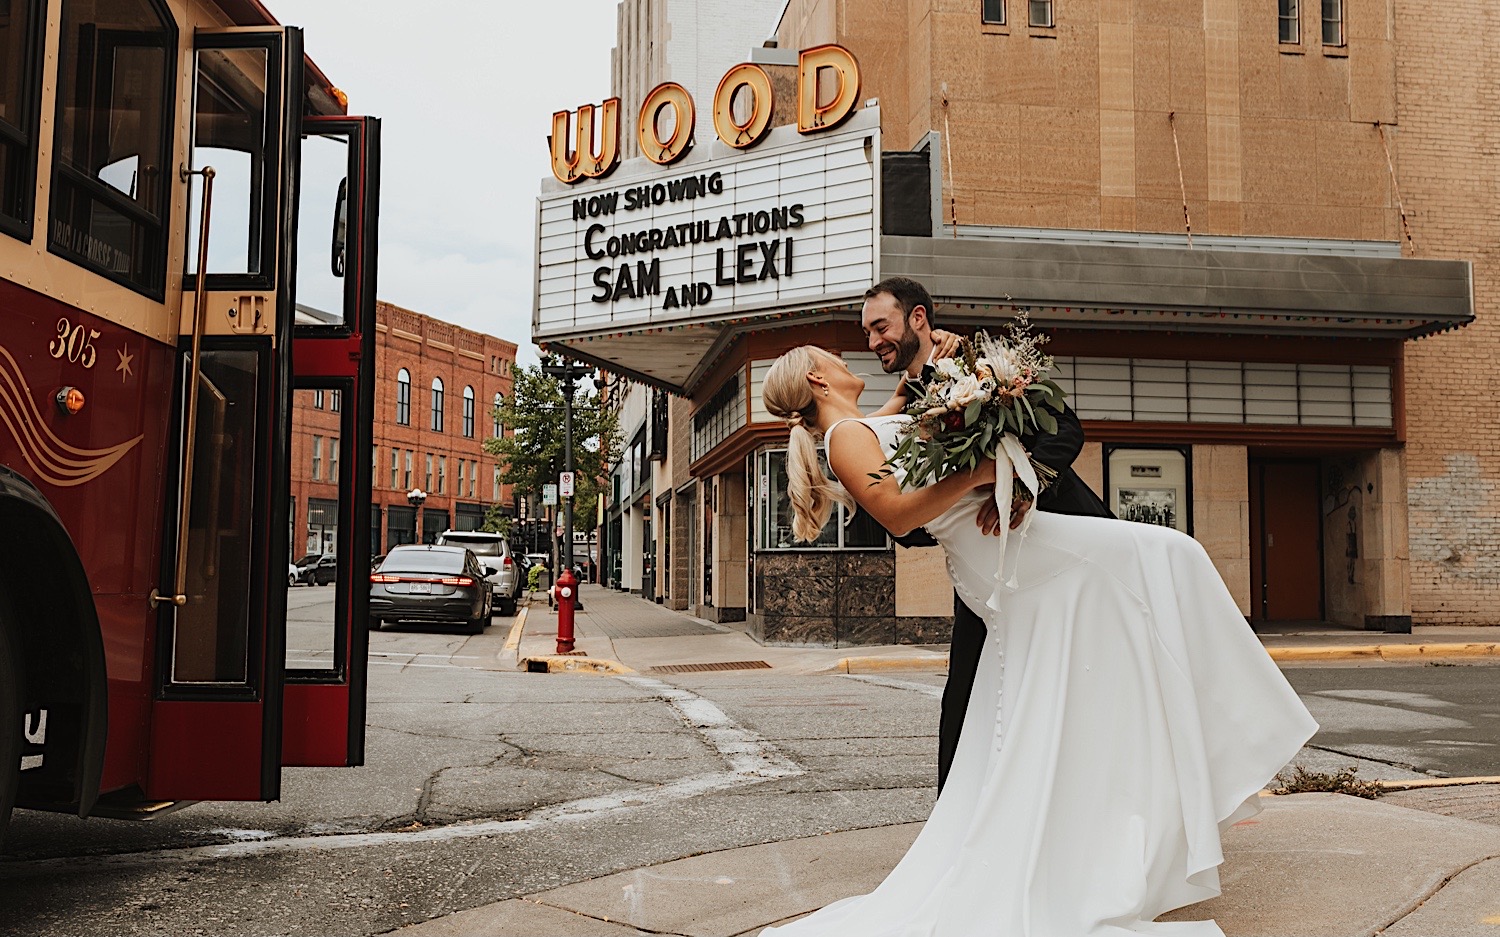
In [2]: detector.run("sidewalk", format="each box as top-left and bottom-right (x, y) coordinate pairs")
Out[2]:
(513, 584), (1500, 674)
(511, 584), (948, 675)
(394, 790), (1500, 936)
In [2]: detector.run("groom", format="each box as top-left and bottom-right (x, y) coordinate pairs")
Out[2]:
(863, 276), (1113, 791)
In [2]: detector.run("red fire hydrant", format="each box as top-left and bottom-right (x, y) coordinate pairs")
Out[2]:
(555, 567), (578, 655)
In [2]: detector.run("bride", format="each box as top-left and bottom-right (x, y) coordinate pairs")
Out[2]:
(759, 345), (1318, 937)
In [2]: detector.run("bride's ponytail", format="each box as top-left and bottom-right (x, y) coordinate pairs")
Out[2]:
(763, 347), (855, 543)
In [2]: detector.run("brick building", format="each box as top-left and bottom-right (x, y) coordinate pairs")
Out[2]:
(551, 0), (1485, 644)
(289, 301), (518, 561)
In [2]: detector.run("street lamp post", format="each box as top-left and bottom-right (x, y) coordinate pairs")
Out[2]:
(406, 488), (427, 545)
(541, 359), (591, 603)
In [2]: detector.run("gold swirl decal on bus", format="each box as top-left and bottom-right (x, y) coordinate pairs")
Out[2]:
(0, 344), (143, 487)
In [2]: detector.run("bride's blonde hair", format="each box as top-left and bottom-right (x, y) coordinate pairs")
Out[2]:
(761, 346), (855, 542)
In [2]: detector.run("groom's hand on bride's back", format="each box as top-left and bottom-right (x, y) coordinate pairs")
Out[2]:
(973, 491), (1030, 535)
(977, 496), (1003, 536)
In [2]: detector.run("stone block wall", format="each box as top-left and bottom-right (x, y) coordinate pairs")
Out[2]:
(1322, 446), (1411, 631)
(751, 550), (952, 647)
(1191, 444), (1252, 616)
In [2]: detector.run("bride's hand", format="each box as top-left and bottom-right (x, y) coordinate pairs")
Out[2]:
(931, 329), (962, 360)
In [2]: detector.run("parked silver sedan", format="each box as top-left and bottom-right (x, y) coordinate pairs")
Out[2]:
(369, 546), (493, 634)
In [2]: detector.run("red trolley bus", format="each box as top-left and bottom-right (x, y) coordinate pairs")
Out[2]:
(0, 0), (380, 839)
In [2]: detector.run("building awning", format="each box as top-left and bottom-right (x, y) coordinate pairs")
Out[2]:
(883, 235), (1474, 341)
(538, 235), (1473, 395)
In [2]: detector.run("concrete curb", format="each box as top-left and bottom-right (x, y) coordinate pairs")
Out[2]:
(520, 655), (634, 675)
(1267, 642), (1500, 662)
(500, 606), (528, 669)
(1375, 776), (1500, 792)
(821, 655), (950, 675)
(809, 642), (1500, 676)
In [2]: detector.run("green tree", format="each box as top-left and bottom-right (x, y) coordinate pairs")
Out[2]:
(484, 357), (619, 528)
(478, 503), (512, 536)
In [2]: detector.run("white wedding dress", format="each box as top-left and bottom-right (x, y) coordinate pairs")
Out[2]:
(764, 416), (1318, 937)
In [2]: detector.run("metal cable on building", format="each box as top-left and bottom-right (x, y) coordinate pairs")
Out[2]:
(1168, 111), (1193, 249)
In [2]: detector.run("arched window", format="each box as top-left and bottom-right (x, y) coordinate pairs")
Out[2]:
(396, 368), (411, 425)
(50, 0), (177, 295)
(493, 392), (504, 439)
(462, 386), (475, 438)
(431, 376), (445, 432)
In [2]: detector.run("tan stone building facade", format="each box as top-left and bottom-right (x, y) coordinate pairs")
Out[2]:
(767, 0), (1482, 633)
(574, 0), (1484, 642)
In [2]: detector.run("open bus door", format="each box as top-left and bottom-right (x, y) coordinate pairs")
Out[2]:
(281, 114), (380, 767)
(145, 25), (378, 802)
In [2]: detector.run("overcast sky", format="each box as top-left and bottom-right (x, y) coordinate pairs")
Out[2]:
(273, 0), (620, 365)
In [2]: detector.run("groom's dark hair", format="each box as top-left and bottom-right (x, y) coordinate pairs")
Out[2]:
(865, 276), (936, 329)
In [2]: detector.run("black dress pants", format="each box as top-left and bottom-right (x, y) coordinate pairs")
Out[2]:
(937, 591), (987, 792)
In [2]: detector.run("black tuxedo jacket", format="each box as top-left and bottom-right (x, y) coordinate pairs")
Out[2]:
(888, 370), (1112, 548)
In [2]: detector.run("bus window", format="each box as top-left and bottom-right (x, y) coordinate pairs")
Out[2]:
(186, 45), (273, 282)
(286, 384), (347, 676)
(294, 132), (348, 326)
(0, 0), (43, 239)
(49, 0), (176, 297)
(169, 348), (261, 686)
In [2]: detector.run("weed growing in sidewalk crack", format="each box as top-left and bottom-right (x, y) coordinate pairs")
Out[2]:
(1271, 765), (1383, 799)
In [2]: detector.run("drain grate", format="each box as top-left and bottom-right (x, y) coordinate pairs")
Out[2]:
(649, 660), (772, 674)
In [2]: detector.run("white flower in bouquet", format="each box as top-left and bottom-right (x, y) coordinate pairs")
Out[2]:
(934, 358), (965, 382)
(949, 373), (990, 408)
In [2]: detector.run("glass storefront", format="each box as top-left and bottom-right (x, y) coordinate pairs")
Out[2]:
(754, 449), (887, 550)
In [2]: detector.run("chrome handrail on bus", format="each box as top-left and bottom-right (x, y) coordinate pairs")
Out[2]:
(151, 165), (216, 610)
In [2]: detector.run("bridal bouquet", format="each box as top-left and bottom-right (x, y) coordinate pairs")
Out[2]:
(876, 314), (1066, 508)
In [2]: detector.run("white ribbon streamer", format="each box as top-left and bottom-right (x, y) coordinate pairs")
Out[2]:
(987, 432), (1040, 610)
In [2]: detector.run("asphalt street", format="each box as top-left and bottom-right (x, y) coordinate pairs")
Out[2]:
(1, 590), (1496, 936)
(1282, 661), (1500, 779)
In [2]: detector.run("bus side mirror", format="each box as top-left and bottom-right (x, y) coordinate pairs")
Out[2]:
(331, 177), (348, 277)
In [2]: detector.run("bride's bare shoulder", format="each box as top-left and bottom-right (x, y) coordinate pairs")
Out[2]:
(825, 417), (880, 445)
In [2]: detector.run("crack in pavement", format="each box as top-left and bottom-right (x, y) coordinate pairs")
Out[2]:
(526, 897), (690, 936)
(367, 723), (496, 745)
(1306, 743), (1440, 777)
(1372, 852), (1500, 935)
(841, 674), (945, 699)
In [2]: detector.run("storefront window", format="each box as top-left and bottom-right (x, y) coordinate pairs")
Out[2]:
(755, 449), (888, 550)
(629, 430), (645, 494)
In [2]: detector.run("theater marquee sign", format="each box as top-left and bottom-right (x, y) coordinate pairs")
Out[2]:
(535, 46), (880, 344)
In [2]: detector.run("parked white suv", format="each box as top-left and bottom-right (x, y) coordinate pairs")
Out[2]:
(434, 530), (522, 616)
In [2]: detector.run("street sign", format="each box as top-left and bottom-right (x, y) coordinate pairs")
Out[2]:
(559, 471), (575, 497)
(543, 484), (558, 506)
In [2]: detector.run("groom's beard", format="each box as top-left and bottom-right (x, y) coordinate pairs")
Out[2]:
(879, 326), (923, 375)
